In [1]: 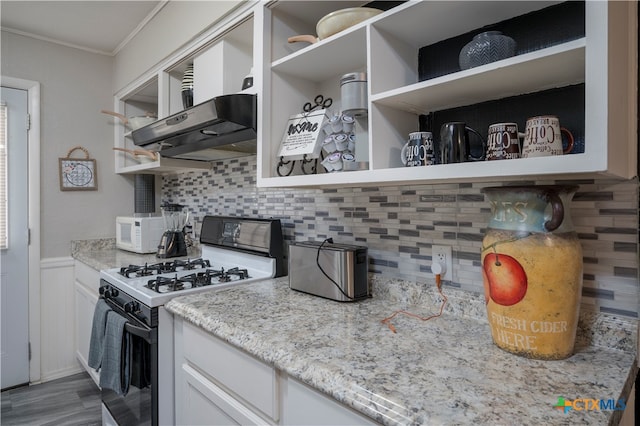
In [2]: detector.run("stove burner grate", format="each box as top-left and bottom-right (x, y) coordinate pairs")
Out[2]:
(173, 258), (211, 270)
(145, 267), (251, 293)
(146, 275), (189, 293)
(119, 258), (212, 278)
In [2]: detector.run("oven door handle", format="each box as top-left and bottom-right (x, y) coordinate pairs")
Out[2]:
(103, 297), (157, 344)
(124, 323), (155, 343)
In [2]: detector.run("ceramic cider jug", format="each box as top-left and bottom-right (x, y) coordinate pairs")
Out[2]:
(481, 185), (583, 360)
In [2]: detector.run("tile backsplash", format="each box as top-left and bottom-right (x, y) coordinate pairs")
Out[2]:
(162, 156), (639, 318)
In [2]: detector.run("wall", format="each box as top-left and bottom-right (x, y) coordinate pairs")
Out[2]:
(163, 157), (640, 318)
(113, 1), (241, 93)
(1, 32), (134, 257)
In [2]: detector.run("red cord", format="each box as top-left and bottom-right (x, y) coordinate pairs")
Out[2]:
(381, 274), (447, 333)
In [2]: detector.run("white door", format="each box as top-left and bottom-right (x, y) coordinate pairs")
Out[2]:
(1, 86), (30, 389)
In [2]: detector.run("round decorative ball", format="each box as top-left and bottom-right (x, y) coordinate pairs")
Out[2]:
(459, 31), (516, 70)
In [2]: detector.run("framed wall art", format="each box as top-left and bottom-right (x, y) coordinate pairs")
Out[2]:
(59, 146), (97, 191)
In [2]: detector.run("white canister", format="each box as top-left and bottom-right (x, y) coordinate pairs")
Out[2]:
(347, 134), (356, 153)
(329, 152), (343, 171)
(340, 72), (368, 116)
(333, 133), (349, 151)
(341, 114), (355, 133)
(322, 136), (337, 153)
(329, 114), (343, 133)
(321, 152), (343, 172)
(342, 153), (357, 171)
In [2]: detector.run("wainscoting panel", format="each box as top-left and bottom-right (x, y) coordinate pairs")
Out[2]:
(39, 257), (82, 382)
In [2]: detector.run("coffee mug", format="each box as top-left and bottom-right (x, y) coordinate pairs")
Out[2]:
(486, 122), (524, 161)
(521, 115), (574, 158)
(439, 122), (485, 163)
(401, 132), (434, 167)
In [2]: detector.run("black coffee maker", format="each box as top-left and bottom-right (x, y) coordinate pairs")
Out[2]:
(157, 203), (188, 258)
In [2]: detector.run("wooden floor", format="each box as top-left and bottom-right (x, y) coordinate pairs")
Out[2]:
(1, 372), (101, 425)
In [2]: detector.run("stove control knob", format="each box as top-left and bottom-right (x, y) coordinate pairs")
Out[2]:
(124, 301), (139, 314)
(102, 287), (119, 298)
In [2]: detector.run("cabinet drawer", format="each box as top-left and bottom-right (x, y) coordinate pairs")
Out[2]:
(74, 260), (100, 293)
(182, 321), (278, 420)
(181, 363), (272, 425)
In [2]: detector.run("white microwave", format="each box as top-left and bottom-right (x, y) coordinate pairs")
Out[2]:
(116, 216), (164, 254)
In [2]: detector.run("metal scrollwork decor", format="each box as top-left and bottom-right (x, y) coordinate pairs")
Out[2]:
(275, 95), (332, 176)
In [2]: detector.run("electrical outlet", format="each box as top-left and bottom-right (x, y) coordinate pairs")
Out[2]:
(432, 245), (453, 281)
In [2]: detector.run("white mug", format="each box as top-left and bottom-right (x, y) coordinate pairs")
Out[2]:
(521, 115), (574, 158)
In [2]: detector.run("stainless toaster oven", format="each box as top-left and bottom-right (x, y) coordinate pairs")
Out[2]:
(288, 240), (370, 302)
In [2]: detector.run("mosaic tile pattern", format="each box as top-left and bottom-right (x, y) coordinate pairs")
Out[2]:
(162, 156), (639, 318)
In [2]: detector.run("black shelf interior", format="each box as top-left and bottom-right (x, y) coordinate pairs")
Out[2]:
(418, 1), (585, 81)
(419, 84), (585, 161)
(415, 1), (586, 162)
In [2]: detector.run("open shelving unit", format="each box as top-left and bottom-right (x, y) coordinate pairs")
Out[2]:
(256, 0), (636, 188)
(111, 8), (255, 175)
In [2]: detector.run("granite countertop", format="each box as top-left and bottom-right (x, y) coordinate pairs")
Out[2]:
(166, 277), (637, 426)
(71, 238), (201, 271)
(72, 240), (637, 424)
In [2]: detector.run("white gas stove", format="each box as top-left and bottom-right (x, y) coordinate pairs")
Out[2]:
(100, 215), (285, 308)
(97, 215), (285, 426)
(99, 244), (278, 307)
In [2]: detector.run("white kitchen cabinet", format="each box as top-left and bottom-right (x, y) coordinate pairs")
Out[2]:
(111, 5), (256, 175)
(180, 363), (272, 425)
(73, 260), (100, 386)
(174, 318), (278, 425)
(193, 19), (254, 104)
(620, 382), (635, 426)
(281, 376), (377, 426)
(256, 0), (637, 187)
(174, 318), (378, 426)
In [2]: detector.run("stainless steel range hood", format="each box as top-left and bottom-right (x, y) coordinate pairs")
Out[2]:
(132, 94), (257, 161)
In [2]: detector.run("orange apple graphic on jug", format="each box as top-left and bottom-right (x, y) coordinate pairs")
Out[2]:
(483, 252), (528, 306)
